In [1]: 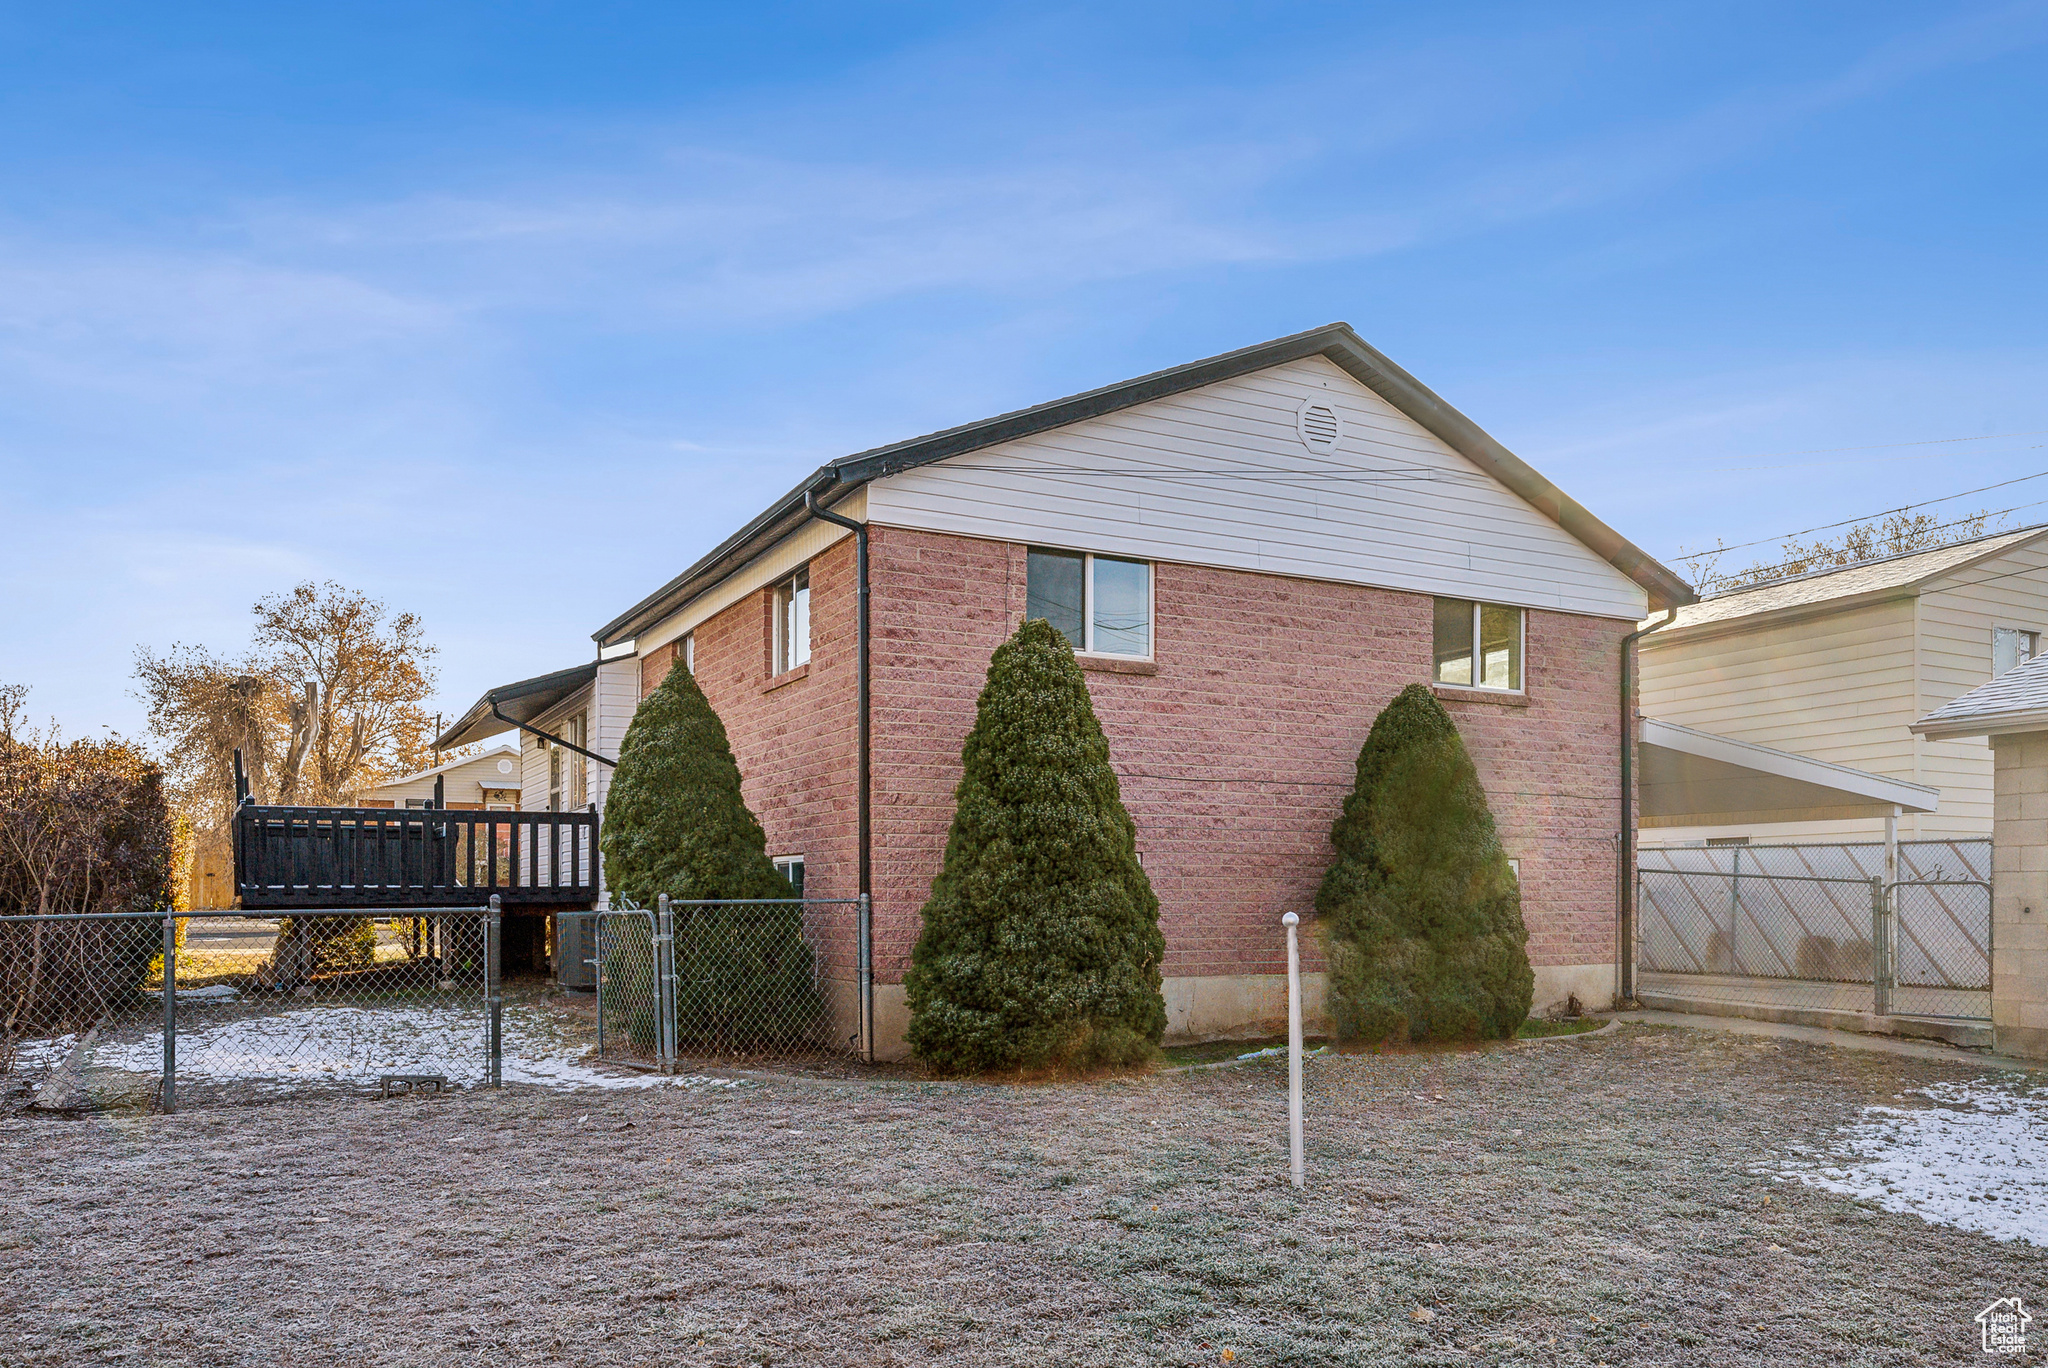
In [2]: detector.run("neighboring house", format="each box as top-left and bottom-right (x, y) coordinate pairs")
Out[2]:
(439, 323), (1697, 1054)
(1639, 526), (2048, 847)
(352, 744), (525, 810)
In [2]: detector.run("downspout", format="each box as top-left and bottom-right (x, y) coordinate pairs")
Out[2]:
(1618, 605), (1679, 1005)
(489, 700), (616, 768)
(804, 490), (873, 1060)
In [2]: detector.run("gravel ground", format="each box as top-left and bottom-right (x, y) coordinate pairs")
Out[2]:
(2, 1022), (2043, 1367)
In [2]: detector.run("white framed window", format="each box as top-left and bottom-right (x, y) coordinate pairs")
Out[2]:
(1994, 626), (2038, 677)
(1025, 548), (1153, 658)
(774, 569), (811, 674)
(1433, 598), (1524, 692)
(772, 855), (805, 898)
(548, 712), (588, 811)
(682, 632), (695, 675)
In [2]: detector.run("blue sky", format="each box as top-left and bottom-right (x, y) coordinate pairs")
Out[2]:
(3, 2), (2045, 740)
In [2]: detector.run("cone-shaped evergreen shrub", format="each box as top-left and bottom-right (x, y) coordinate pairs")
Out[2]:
(904, 618), (1165, 1073)
(601, 662), (821, 1050)
(1317, 683), (1533, 1043)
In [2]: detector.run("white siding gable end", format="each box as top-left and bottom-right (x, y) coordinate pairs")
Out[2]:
(862, 355), (1647, 620)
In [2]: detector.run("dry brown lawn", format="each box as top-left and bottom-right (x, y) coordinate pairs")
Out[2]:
(2, 1022), (2042, 1366)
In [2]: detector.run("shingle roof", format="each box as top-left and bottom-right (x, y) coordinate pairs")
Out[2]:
(1913, 650), (2048, 738)
(1653, 525), (2048, 635)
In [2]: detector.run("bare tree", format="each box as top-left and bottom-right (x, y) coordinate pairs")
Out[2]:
(135, 582), (443, 821)
(1678, 509), (2003, 597)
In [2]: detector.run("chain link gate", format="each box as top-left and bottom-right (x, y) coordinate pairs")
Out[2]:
(2, 901), (504, 1111)
(1637, 841), (1991, 1023)
(582, 895), (869, 1074)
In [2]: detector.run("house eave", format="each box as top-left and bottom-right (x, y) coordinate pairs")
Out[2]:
(592, 323), (1696, 648)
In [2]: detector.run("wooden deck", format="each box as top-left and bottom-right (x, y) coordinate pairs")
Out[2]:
(233, 804), (599, 911)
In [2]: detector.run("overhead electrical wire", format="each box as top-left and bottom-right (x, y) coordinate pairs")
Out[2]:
(1682, 466), (2048, 562)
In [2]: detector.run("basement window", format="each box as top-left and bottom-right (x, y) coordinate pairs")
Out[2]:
(1433, 599), (1524, 692)
(774, 569), (811, 674)
(1026, 548), (1152, 658)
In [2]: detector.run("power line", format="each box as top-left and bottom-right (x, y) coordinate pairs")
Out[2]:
(1715, 428), (2048, 464)
(1680, 467), (2048, 562)
(1697, 501), (2046, 593)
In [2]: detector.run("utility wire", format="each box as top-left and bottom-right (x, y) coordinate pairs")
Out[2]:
(1699, 499), (2048, 593)
(1682, 467), (2048, 561)
(1715, 429), (2048, 463)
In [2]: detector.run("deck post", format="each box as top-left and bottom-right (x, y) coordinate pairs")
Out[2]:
(161, 912), (177, 1114)
(486, 895), (503, 1088)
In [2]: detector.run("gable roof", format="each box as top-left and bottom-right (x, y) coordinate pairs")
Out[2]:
(1646, 524), (2048, 641)
(1912, 649), (2048, 739)
(594, 323), (1696, 647)
(365, 744), (521, 791)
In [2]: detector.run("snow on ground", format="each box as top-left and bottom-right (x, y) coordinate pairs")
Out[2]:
(11, 1004), (740, 1097)
(1774, 1078), (2048, 1245)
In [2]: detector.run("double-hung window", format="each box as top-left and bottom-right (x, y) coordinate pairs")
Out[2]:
(1433, 598), (1524, 692)
(774, 568), (811, 674)
(1026, 548), (1152, 657)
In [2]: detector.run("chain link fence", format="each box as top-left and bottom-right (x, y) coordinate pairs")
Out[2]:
(578, 896), (868, 1074)
(1638, 840), (1991, 1023)
(2, 906), (504, 1111)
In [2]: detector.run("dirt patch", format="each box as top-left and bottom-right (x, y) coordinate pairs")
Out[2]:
(0, 1022), (2038, 1365)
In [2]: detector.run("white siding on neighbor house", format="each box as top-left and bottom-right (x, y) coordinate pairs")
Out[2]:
(1914, 541), (2048, 836)
(591, 658), (638, 815)
(636, 491), (864, 656)
(524, 684), (598, 812)
(862, 355), (1650, 621)
(362, 750), (521, 808)
(1638, 595), (1929, 844)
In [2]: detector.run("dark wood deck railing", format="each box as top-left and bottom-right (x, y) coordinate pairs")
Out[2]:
(233, 804), (600, 910)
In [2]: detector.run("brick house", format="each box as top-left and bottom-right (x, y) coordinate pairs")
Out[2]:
(437, 323), (1695, 1056)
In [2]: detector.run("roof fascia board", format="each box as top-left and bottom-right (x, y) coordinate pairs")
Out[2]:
(1917, 526), (2048, 594)
(1640, 584), (1922, 651)
(595, 472), (851, 647)
(434, 661), (600, 750)
(1912, 708), (2048, 740)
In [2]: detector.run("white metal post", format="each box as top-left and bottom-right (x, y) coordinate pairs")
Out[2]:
(1283, 911), (1304, 1190)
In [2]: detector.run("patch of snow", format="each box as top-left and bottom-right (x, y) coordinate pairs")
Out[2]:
(1774, 1078), (2048, 1246)
(10, 1005), (742, 1096)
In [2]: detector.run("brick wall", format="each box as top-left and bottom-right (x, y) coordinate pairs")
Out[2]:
(644, 523), (1630, 1019)
(638, 538), (863, 993)
(863, 526), (1628, 988)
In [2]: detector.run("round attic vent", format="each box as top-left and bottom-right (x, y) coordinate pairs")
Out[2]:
(1297, 399), (1342, 452)
(497, 758), (514, 774)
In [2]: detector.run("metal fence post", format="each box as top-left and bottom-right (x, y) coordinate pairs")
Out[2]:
(593, 911), (606, 1060)
(486, 896), (503, 1088)
(655, 895), (676, 1075)
(161, 912), (177, 1113)
(1871, 876), (1892, 1017)
(858, 892), (873, 1063)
